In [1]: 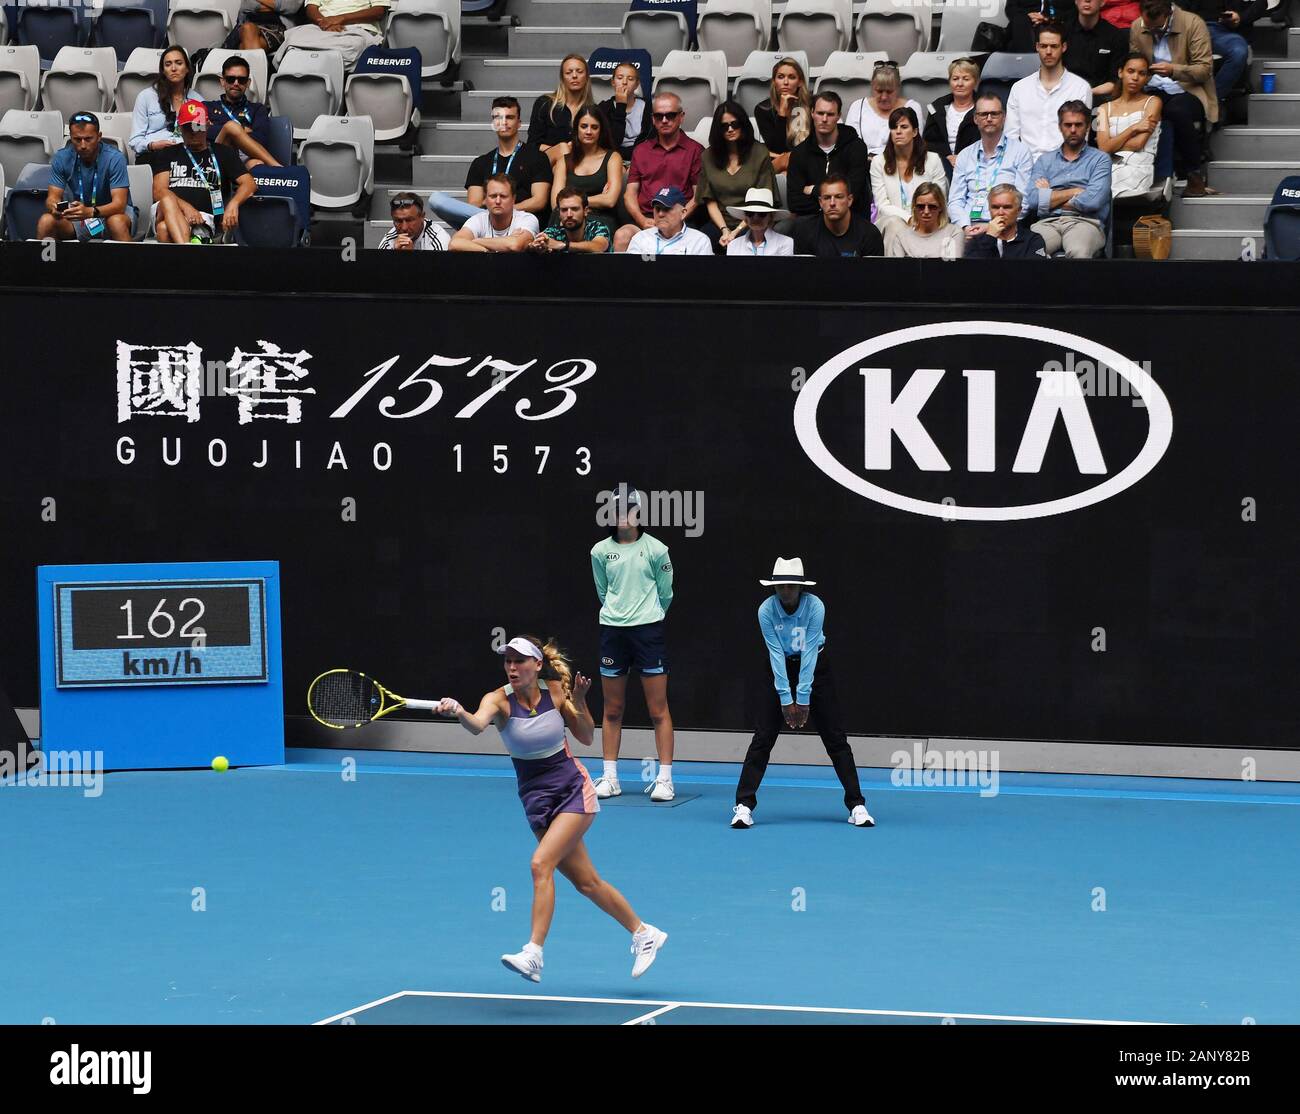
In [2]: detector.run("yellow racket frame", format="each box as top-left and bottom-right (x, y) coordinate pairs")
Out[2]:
(307, 669), (437, 730)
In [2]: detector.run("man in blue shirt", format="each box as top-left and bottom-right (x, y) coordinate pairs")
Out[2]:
(37, 112), (132, 242)
(732, 558), (874, 829)
(203, 55), (278, 169)
(948, 91), (1036, 237)
(1027, 100), (1112, 257)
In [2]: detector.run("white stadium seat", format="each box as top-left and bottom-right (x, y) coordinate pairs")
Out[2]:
(1, 8), (8, 48)
(344, 66), (418, 142)
(698, 0), (771, 76)
(854, 0), (930, 67)
(731, 49), (811, 117)
(126, 161), (153, 239)
(653, 50), (730, 133)
(0, 109), (65, 191)
(621, 11), (690, 68)
(813, 50), (889, 111)
(166, 0), (239, 59)
(937, 0), (1007, 53)
(194, 48), (269, 104)
(0, 45), (42, 115)
(116, 47), (163, 114)
(385, 0), (461, 80)
(299, 114), (374, 208)
(776, 1), (852, 73)
(40, 46), (119, 118)
(269, 49), (345, 140)
(94, 111), (136, 163)
(900, 52), (973, 114)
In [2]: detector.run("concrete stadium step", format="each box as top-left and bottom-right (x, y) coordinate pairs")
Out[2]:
(460, 56), (565, 90)
(509, 26), (626, 57)
(460, 89), (546, 120)
(415, 154), (475, 188)
(1205, 160), (1300, 193)
(1168, 228), (1261, 260)
(1211, 127), (1300, 161)
(1244, 93), (1300, 127)
(1170, 194), (1270, 230)
(369, 186), (467, 219)
(1249, 59), (1300, 93)
(421, 120), (531, 155)
(461, 14), (514, 54)
(509, 0), (629, 27)
(1248, 19), (1288, 59)
(1290, 27), (1300, 60)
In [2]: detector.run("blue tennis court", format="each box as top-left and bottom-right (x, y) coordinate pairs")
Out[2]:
(4, 750), (1297, 1026)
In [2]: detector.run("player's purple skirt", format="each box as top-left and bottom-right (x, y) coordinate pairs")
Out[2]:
(513, 742), (599, 834)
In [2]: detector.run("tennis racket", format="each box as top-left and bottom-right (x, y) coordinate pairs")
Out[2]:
(307, 669), (440, 730)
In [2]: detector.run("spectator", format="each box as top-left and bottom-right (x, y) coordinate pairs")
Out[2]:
(1179, 0), (1264, 115)
(551, 105), (623, 241)
(599, 62), (653, 162)
(753, 57), (812, 175)
(449, 173), (539, 252)
(614, 93), (704, 253)
(845, 62), (924, 157)
(885, 183), (964, 259)
(1103, 0), (1143, 28)
(129, 45), (203, 161)
(1007, 0), (1068, 52)
(725, 188), (794, 256)
(964, 184), (1050, 256)
(948, 92), (1036, 234)
(923, 57), (980, 178)
(699, 101), (778, 252)
(233, 0), (302, 54)
(529, 188), (611, 253)
(1027, 100), (1112, 256)
(792, 174), (884, 258)
(786, 92), (870, 218)
(152, 101), (256, 244)
(378, 191), (448, 251)
(1066, 0), (1132, 99)
(1130, 0), (1218, 195)
(625, 186), (712, 255)
(1095, 53), (1162, 196)
(37, 112), (132, 242)
(530, 54), (595, 164)
(1006, 23), (1094, 159)
(274, 0), (390, 69)
(870, 107), (948, 236)
(203, 55), (279, 170)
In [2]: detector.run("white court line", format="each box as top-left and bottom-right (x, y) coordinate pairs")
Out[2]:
(315, 990), (1175, 1026)
(621, 1004), (681, 1025)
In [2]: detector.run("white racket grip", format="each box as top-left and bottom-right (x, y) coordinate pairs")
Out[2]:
(405, 699), (439, 712)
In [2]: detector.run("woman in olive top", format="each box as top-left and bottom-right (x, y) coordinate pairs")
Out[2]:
(699, 102), (778, 253)
(752, 57), (812, 174)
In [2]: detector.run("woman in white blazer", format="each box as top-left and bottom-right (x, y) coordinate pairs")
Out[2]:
(869, 107), (948, 237)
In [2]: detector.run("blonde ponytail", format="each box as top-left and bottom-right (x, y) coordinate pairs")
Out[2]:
(520, 633), (578, 718)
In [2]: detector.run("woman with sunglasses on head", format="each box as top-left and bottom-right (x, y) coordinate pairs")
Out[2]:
(699, 101), (778, 252)
(530, 54), (595, 166)
(550, 105), (623, 241)
(438, 635), (667, 984)
(845, 62), (923, 157)
(922, 58), (981, 179)
(870, 107), (948, 236)
(753, 57), (812, 175)
(884, 182), (964, 258)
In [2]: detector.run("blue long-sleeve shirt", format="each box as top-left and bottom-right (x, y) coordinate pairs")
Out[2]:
(758, 592), (826, 706)
(947, 133), (1035, 226)
(1028, 144), (1112, 229)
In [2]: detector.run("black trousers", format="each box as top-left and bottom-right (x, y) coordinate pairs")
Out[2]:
(736, 652), (865, 810)
(1155, 90), (1206, 175)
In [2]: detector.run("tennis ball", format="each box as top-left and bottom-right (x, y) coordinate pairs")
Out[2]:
(211, 756), (229, 773)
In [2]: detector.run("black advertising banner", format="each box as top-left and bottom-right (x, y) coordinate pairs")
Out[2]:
(0, 289), (1294, 747)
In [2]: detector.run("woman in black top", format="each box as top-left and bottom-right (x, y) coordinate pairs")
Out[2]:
(752, 57), (811, 175)
(922, 57), (981, 180)
(529, 54), (595, 165)
(550, 105), (624, 239)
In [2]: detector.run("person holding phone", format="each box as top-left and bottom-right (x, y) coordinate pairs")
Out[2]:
(37, 112), (132, 242)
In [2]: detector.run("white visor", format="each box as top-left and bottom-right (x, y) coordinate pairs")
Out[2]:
(497, 637), (543, 661)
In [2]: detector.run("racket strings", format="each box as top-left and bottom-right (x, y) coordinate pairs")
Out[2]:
(309, 671), (381, 727)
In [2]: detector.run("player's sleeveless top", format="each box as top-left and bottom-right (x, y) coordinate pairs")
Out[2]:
(498, 688), (567, 760)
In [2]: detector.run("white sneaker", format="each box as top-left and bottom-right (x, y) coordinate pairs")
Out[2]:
(594, 776), (621, 799)
(731, 804), (754, 828)
(630, 924), (668, 978)
(500, 947), (542, 982)
(848, 805), (875, 828)
(646, 778), (674, 802)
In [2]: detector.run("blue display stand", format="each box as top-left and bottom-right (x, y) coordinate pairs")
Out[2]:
(37, 561), (284, 771)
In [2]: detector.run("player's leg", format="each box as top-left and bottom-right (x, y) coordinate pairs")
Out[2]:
(558, 839), (667, 977)
(807, 654), (872, 825)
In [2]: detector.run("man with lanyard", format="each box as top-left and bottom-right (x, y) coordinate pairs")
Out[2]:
(529, 188), (611, 253)
(449, 173), (538, 251)
(37, 112), (132, 242)
(725, 188), (794, 256)
(732, 558), (874, 830)
(625, 186), (712, 255)
(153, 101), (256, 244)
(948, 92), (1036, 239)
(203, 55), (278, 170)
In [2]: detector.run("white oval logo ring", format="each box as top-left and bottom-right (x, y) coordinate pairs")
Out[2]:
(793, 321), (1174, 522)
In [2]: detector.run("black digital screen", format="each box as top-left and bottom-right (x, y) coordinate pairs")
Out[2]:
(70, 586), (252, 650)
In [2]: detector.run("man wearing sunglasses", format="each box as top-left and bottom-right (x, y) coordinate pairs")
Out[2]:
(202, 56), (278, 170)
(37, 112), (132, 242)
(379, 191), (448, 251)
(614, 93), (703, 253)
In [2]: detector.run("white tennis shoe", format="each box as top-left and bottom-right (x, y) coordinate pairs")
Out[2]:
(594, 776), (621, 799)
(731, 804), (754, 828)
(501, 947), (542, 982)
(848, 805), (876, 827)
(631, 924), (668, 978)
(647, 778), (674, 802)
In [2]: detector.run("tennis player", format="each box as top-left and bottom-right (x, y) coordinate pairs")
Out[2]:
(590, 484), (676, 801)
(732, 558), (875, 829)
(437, 634), (668, 982)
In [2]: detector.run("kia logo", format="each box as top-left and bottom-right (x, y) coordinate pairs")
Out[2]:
(793, 322), (1173, 521)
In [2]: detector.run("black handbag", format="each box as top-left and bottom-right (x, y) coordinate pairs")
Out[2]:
(972, 21), (1011, 53)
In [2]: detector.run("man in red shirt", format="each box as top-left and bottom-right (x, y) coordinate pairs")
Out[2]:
(613, 92), (704, 252)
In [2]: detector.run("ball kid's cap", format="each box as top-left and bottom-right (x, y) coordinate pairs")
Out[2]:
(176, 101), (209, 130)
(496, 637), (543, 661)
(651, 186), (687, 209)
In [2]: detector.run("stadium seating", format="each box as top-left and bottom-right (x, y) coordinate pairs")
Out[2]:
(937, 0), (1007, 53)
(697, 1), (770, 75)
(900, 52), (970, 113)
(0, 45), (42, 114)
(126, 160), (153, 238)
(299, 114), (374, 208)
(4, 161), (53, 239)
(0, 109), (65, 190)
(621, 10), (691, 68)
(386, 0), (461, 80)
(978, 52), (1038, 108)
(237, 164), (311, 245)
(95, 111), (137, 162)
(115, 47), (163, 114)
(194, 48), (270, 103)
(91, 3), (167, 66)
(853, 0), (930, 67)
(41, 47), (120, 118)
(0, 8), (7, 49)
(776, 1), (852, 72)
(14, 5), (81, 69)
(813, 51), (888, 111)
(269, 49), (346, 139)
(166, 0), (240, 58)
(345, 50), (421, 143)
(732, 49), (811, 116)
(1263, 175), (1300, 259)
(653, 50), (729, 131)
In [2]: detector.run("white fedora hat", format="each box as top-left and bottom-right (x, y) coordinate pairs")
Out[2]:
(759, 557), (816, 586)
(726, 187), (791, 222)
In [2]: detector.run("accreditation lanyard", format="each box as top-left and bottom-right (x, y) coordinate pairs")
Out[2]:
(184, 144), (224, 216)
(72, 155), (103, 207)
(492, 145), (519, 178)
(655, 230), (685, 255)
(972, 144), (1007, 220)
(219, 99), (252, 129)
(746, 235), (769, 255)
